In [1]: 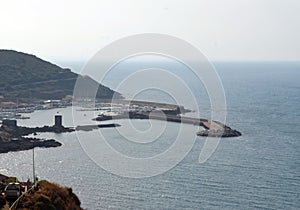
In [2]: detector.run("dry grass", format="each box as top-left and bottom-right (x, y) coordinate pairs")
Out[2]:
(16, 181), (82, 210)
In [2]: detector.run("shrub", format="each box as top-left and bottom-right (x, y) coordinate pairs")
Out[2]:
(34, 201), (56, 210)
(17, 181), (82, 210)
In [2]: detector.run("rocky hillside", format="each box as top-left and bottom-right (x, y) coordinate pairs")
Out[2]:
(0, 50), (122, 102)
(4, 180), (83, 210)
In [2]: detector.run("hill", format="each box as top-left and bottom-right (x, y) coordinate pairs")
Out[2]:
(0, 50), (122, 102)
(1, 180), (83, 210)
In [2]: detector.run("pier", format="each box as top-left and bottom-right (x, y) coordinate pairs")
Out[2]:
(95, 111), (242, 138)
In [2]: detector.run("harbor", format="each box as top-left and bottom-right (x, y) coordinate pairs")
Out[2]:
(92, 100), (241, 138)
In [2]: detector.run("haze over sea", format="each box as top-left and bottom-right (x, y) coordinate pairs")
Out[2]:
(0, 62), (299, 209)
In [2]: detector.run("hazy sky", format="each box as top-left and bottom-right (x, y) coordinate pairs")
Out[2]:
(0, 0), (299, 64)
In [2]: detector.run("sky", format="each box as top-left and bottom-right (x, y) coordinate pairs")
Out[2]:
(0, 0), (299, 65)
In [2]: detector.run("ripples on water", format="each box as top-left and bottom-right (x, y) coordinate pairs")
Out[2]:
(0, 62), (299, 209)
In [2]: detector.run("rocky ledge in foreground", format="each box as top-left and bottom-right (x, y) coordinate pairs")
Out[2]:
(3, 180), (83, 210)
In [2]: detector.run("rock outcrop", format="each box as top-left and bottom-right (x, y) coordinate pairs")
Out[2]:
(0, 123), (75, 153)
(12, 180), (83, 210)
(197, 128), (242, 137)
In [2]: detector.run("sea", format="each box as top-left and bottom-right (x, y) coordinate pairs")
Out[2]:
(0, 61), (299, 209)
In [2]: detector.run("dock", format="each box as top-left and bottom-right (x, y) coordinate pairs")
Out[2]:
(95, 111), (242, 138)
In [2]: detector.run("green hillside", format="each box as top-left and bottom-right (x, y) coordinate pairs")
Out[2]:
(0, 50), (122, 102)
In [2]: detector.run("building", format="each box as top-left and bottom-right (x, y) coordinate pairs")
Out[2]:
(54, 115), (62, 127)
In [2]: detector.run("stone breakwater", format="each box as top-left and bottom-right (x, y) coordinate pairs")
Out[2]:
(94, 111), (242, 138)
(75, 123), (121, 131)
(196, 120), (242, 137)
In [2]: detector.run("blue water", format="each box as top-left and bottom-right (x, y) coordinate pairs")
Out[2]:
(0, 62), (299, 209)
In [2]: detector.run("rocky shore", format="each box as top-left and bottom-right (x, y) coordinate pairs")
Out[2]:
(0, 120), (73, 154)
(197, 128), (242, 138)
(0, 138), (61, 153)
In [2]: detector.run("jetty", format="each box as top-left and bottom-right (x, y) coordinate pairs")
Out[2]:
(75, 123), (121, 131)
(94, 111), (242, 138)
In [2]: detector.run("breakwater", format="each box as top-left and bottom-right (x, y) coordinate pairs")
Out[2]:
(94, 111), (242, 138)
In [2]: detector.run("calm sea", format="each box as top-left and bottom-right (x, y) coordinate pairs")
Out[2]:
(0, 62), (299, 209)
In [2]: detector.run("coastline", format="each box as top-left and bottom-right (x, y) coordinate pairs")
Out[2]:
(0, 138), (61, 154)
(0, 119), (73, 154)
(0, 99), (242, 154)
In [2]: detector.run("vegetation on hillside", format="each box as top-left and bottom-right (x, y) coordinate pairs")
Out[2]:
(0, 50), (122, 102)
(15, 180), (82, 210)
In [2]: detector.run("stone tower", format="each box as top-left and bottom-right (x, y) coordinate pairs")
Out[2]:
(54, 115), (62, 127)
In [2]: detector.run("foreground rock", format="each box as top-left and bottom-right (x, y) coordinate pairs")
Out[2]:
(12, 180), (82, 210)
